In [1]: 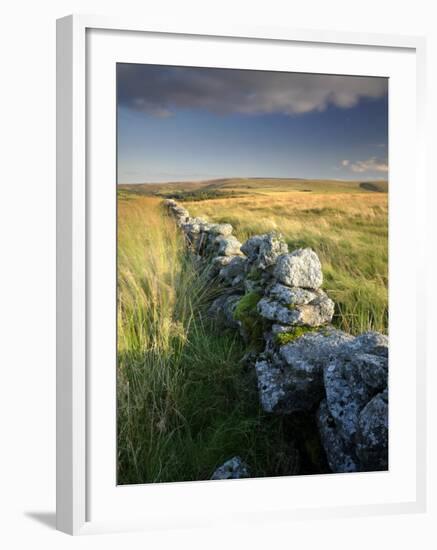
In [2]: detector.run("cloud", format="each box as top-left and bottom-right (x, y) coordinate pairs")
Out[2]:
(117, 64), (388, 117)
(342, 157), (388, 174)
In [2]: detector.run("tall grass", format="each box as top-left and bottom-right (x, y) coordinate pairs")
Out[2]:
(117, 196), (302, 484)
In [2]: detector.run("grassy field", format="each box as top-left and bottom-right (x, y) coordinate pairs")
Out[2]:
(117, 195), (310, 484)
(117, 178), (388, 484)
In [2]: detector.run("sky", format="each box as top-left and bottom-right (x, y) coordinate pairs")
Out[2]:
(117, 63), (388, 184)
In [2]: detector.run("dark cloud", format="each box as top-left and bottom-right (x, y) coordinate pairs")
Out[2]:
(117, 64), (388, 118)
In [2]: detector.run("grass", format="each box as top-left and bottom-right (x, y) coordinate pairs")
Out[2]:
(184, 186), (388, 335)
(117, 196), (301, 484)
(117, 178), (388, 484)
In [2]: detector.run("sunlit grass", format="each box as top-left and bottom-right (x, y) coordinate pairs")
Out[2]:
(117, 196), (302, 484)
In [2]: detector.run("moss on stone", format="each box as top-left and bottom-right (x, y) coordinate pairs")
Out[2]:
(233, 292), (262, 320)
(274, 325), (320, 346)
(233, 292), (264, 348)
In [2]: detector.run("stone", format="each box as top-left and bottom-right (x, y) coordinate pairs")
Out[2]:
(274, 248), (323, 288)
(181, 217), (210, 236)
(257, 298), (299, 325)
(219, 256), (248, 287)
(323, 359), (372, 442)
(255, 358), (288, 413)
(240, 235), (264, 261)
(215, 235), (243, 257)
(255, 328), (353, 413)
(317, 332), (389, 472)
(172, 206), (189, 218)
(317, 400), (359, 473)
(356, 390), (388, 471)
(347, 331), (389, 358)
(267, 283), (318, 306)
(208, 223), (234, 237)
(299, 291), (335, 326)
(257, 291), (334, 327)
(181, 220), (201, 235)
(208, 255), (234, 278)
(241, 233), (288, 270)
(211, 456), (250, 480)
(353, 352), (388, 391)
(208, 293), (242, 329)
(323, 333), (389, 441)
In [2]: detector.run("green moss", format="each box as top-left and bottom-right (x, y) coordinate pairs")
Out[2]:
(274, 325), (320, 346)
(246, 266), (262, 282)
(233, 292), (263, 348)
(233, 292), (262, 321)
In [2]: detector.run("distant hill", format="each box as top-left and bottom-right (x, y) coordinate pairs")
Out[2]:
(118, 177), (388, 201)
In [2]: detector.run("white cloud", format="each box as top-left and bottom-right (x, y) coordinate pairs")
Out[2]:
(341, 157), (388, 174)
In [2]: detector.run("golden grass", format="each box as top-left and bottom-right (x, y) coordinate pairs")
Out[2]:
(185, 190), (388, 334)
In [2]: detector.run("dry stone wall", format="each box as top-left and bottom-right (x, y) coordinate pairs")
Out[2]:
(164, 199), (389, 476)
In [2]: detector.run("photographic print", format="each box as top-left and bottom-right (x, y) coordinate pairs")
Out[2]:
(116, 64), (388, 485)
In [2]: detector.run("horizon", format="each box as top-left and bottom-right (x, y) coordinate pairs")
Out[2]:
(118, 175), (389, 186)
(117, 64), (388, 185)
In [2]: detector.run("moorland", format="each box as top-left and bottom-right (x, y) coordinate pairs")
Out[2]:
(117, 177), (388, 484)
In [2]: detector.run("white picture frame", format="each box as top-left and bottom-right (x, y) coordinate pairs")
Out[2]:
(56, 14), (427, 535)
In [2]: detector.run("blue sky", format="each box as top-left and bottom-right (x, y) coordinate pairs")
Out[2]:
(117, 64), (388, 184)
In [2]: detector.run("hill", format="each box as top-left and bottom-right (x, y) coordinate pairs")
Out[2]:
(118, 177), (388, 201)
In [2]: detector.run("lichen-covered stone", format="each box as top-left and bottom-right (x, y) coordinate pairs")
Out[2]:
(219, 256), (248, 287)
(274, 248), (323, 288)
(211, 456), (250, 480)
(323, 333), (389, 441)
(256, 328), (353, 413)
(317, 399), (359, 473)
(353, 352), (388, 391)
(208, 223), (234, 237)
(257, 298), (299, 325)
(347, 331), (389, 358)
(356, 390), (388, 471)
(240, 235), (264, 261)
(255, 358), (287, 413)
(241, 232), (288, 270)
(267, 284), (318, 306)
(208, 255), (234, 278)
(323, 359), (372, 442)
(279, 328), (353, 372)
(257, 291), (334, 327)
(318, 332), (389, 472)
(172, 205), (190, 218)
(214, 235), (243, 256)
